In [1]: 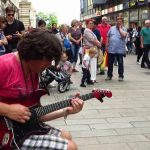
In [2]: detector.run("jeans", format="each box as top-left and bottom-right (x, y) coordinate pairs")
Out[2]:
(70, 43), (80, 64)
(107, 53), (124, 78)
(101, 43), (106, 54)
(81, 68), (91, 84)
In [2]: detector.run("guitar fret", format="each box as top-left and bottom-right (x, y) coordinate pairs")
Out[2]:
(55, 102), (60, 110)
(35, 92), (94, 117)
(66, 99), (71, 106)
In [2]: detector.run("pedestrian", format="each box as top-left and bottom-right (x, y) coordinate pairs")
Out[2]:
(98, 16), (111, 75)
(80, 48), (96, 87)
(0, 29), (84, 150)
(98, 17), (111, 54)
(140, 20), (150, 69)
(105, 17), (127, 81)
(38, 19), (46, 29)
(57, 52), (73, 78)
(78, 21), (85, 65)
(0, 15), (7, 55)
(3, 6), (25, 53)
(51, 23), (59, 34)
(83, 18), (101, 83)
(68, 19), (82, 72)
(136, 26), (143, 64)
(56, 24), (72, 61)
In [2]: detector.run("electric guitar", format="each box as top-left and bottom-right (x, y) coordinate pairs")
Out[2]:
(0, 89), (112, 149)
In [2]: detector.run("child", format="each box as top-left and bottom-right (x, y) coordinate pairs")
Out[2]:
(57, 52), (73, 83)
(80, 48), (96, 87)
(0, 16), (7, 55)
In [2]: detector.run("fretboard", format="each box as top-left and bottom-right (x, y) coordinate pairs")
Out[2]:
(34, 93), (93, 117)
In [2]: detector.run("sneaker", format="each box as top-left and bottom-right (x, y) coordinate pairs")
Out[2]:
(118, 77), (123, 81)
(70, 80), (73, 84)
(137, 61), (141, 65)
(80, 84), (86, 87)
(141, 65), (147, 68)
(105, 76), (112, 80)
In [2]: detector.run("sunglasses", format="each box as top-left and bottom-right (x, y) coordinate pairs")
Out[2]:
(7, 14), (14, 17)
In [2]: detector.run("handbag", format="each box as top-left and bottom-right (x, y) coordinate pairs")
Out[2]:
(97, 48), (103, 65)
(100, 51), (108, 70)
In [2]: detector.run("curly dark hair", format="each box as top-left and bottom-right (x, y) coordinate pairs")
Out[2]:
(18, 29), (62, 65)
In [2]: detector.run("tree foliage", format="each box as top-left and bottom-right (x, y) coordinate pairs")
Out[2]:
(36, 12), (58, 29)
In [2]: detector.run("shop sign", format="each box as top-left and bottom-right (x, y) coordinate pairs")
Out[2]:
(104, 9), (108, 14)
(138, 0), (145, 5)
(128, 1), (137, 7)
(102, 10), (105, 15)
(115, 6), (117, 12)
(117, 4), (123, 11)
(108, 7), (115, 13)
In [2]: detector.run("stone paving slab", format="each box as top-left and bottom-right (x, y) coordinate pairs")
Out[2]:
(41, 54), (150, 150)
(78, 143), (131, 150)
(97, 135), (149, 144)
(128, 142), (150, 150)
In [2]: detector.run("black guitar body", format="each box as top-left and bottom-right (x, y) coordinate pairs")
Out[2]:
(8, 106), (50, 148)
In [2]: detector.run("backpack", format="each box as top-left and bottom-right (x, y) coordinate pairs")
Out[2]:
(63, 38), (71, 49)
(60, 32), (71, 50)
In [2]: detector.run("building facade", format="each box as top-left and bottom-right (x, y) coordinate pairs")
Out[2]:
(19, 0), (36, 29)
(80, 0), (150, 27)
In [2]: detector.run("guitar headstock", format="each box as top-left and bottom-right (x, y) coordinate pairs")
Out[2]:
(92, 89), (112, 102)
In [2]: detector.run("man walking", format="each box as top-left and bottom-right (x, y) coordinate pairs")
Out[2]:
(140, 20), (150, 69)
(105, 17), (127, 81)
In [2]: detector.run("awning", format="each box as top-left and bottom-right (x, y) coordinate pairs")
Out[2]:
(93, 0), (107, 5)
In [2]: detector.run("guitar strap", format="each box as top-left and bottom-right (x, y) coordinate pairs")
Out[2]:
(20, 59), (35, 96)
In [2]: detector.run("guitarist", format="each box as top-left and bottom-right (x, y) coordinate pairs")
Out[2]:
(0, 29), (84, 150)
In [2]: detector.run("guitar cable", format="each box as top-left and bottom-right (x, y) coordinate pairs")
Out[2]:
(11, 127), (21, 150)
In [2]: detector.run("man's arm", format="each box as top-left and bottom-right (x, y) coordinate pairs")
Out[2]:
(140, 35), (144, 48)
(40, 97), (84, 122)
(105, 36), (110, 50)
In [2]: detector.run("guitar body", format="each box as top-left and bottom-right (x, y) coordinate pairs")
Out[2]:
(0, 89), (50, 150)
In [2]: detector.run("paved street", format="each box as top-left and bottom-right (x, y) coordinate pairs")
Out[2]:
(41, 54), (150, 150)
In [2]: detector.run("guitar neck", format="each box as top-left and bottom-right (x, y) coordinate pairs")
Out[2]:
(34, 93), (93, 118)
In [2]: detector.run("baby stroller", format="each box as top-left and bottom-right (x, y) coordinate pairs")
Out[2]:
(40, 66), (71, 93)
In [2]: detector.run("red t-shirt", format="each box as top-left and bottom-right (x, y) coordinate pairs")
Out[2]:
(98, 24), (111, 45)
(0, 53), (39, 98)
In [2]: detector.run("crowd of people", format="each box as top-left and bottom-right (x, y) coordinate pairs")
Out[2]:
(0, 5), (150, 150)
